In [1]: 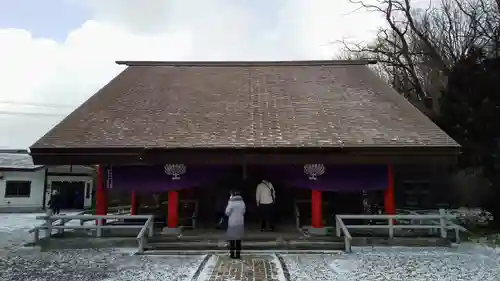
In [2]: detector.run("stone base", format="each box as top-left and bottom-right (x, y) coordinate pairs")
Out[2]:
(307, 226), (328, 235)
(161, 227), (181, 235)
(206, 254), (281, 281)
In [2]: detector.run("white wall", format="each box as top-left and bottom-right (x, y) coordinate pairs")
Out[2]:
(0, 169), (45, 210)
(0, 166), (95, 211)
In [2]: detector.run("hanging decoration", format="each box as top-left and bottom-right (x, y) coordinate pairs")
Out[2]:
(107, 167), (113, 189)
(164, 164), (187, 180)
(303, 164), (326, 180)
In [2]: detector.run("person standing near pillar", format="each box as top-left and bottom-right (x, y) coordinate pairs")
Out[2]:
(226, 189), (246, 259)
(256, 179), (275, 232)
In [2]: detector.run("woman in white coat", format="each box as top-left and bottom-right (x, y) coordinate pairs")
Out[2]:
(225, 189), (246, 259)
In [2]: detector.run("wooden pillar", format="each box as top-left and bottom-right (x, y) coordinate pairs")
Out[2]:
(167, 191), (179, 228)
(95, 165), (108, 224)
(384, 164), (396, 215)
(130, 191), (137, 215)
(311, 190), (323, 228)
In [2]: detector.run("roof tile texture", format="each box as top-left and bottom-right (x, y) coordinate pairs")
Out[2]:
(32, 62), (458, 148)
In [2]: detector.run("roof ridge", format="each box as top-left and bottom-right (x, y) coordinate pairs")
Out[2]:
(115, 60), (377, 67)
(0, 149), (29, 154)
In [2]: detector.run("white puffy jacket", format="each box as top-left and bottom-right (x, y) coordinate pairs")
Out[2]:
(256, 181), (275, 205)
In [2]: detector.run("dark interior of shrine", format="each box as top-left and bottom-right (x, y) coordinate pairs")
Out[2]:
(109, 165), (385, 230)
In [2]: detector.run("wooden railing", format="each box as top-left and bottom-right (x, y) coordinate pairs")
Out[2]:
(335, 216), (353, 252)
(28, 214), (154, 253)
(335, 209), (463, 252)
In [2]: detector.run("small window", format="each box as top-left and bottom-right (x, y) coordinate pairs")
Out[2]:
(5, 181), (31, 198)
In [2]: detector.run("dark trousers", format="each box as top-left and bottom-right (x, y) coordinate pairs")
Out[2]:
(259, 203), (275, 230)
(51, 206), (60, 215)
(229, 240), (242, 258)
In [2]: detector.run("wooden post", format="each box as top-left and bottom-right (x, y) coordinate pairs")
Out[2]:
(97, 217), (103, 237)
(311, 190), (323, 228)
(131, 191), (137, 215)
(439, 208), (447, 238)
(384, 164), (396, 215)
(167, 191), (179, 228)
(335, 216), (341, 237)
(388, 217), (394, 238)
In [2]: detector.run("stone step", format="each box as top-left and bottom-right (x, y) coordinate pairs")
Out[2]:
(148, 235), (343, 243)
(140, 249), (344, 255)
(145, 241), (346, 251)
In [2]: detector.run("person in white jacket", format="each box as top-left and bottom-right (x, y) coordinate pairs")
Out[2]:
(256, 180), (276, 231)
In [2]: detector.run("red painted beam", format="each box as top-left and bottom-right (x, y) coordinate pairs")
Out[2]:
(384, 164), (396, 215)
(167, 191), (179, 228)
(95, 165), (108, 224)
(130, 191), (137, 215)
(311, 190), (323, 228)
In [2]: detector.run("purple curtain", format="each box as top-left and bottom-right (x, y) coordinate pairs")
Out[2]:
(262, 165), (388, 192)
(110, 164), (389, 193)
(110, 165), (231, 192)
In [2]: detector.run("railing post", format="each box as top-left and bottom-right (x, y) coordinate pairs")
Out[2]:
(138, 237), (144, 254)
(388, 217), (394, 238)
(335, 216), (341, 237)
(439, 209), (447, 238)
(45, 216), (52, 238)
(58, 219), (66, 235)
(34, 228), (40, 243)
(97, 216), (103, 237)
(344, 237), (351, 253)
(148, 218), (154, 238)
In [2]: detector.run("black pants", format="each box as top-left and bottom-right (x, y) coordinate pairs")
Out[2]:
(229, 240), (242, 258)
(51, 207), (60, 215)
(259, 203), (275, 230)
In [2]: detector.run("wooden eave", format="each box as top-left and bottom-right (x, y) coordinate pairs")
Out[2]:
(30, 146), (460, 166)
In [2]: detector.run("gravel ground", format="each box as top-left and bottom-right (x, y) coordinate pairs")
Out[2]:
(2, 213), (500, 281)
(0, 213), (205, 281)
(282, 245), (500, 281)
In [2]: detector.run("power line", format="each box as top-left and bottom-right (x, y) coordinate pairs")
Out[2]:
(0, 100), (77, 108)
(0, 110), (67, 117)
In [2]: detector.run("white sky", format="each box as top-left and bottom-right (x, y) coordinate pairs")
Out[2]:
(0, 0), (386, 149)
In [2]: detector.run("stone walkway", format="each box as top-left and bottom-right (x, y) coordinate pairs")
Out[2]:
(202, 254), (284, 281)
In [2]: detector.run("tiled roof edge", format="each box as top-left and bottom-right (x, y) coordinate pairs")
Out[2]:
(115, 60), (378, 67)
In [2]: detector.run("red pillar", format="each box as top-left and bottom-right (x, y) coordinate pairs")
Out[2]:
(384, 164), (396, 215)
(130, 191), (137, 215)
(167, 191), (179, 228)
(311, 190), (323, 228)
(95, 165), (108, 224)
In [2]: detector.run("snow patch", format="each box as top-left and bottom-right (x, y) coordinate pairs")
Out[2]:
(270, 254), (287, 281)
(195, 254), (218, 281)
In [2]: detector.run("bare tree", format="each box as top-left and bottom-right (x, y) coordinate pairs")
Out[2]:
(340, 0), (500, 117)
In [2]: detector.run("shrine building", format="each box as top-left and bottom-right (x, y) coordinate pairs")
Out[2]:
(29, 60), (459, 233)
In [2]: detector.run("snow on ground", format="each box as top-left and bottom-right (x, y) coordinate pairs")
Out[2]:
(0, 213), (206, 281)
(1, 213), (500, 280)
(282, 245), (500, 281)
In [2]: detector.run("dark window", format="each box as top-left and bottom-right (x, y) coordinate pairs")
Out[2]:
(5, 181), (31, 198)
(85, 183), (91, 199)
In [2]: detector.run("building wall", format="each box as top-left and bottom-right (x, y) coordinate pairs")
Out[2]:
(0, 166), (95, 212)
(0, 169), (45, 212)
(47, 175), (94, 209)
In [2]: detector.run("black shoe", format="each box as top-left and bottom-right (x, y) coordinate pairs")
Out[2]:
(260, 228), (265, 232)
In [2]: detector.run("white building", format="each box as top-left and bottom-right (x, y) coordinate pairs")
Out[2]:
(0, 150), (94, 212)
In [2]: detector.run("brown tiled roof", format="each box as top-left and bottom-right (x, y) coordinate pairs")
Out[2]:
(31, 60), (459, 149)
